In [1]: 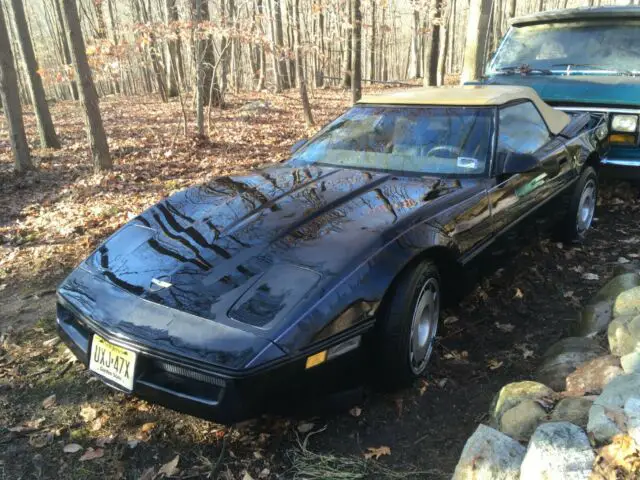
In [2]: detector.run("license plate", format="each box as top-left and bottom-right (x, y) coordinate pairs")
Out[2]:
(89, 335), (137, 391)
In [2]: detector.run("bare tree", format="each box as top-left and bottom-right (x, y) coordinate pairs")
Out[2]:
(351, 0), (361, 102)
(369, 0), (376, 82)
(0, 2), (32, 172)
(52, 0), (78, 100)
(60, 0), (112, 171)
(341, 0), (352, 88)
(10, 0), (60, 149)
(165, 0), (185, 97)
(424, 0), (442, 86)
(293, 0), (312, 125)
(273, 0), (289, 89)
(461, 0), (492, 83)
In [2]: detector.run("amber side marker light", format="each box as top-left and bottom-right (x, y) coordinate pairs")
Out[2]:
(305, 350), (327, 369)
(609, 133), (637, 145)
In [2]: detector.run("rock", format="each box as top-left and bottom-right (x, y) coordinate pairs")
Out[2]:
(549, 397), (594, 428)
(542, 337), (604, 359)
(624, 397), (640, 445)
(536, 345), (604, 391)
(565, 355), (623, 395)
(490, 381), (555, 425)
(587, 373), (640, 442)
(452, 424), (526, 480)
(613, 261), (640, 277)
(613, 286), (640, 317)
(500, 400), (547, 440)
(573, 275), (640, 337)
(594, 273), (640, 303)
(608, 315), (640, 356)
(621, 351), (640, 374)
(573, 300), (612, 337)
(520, 422), (595, 480)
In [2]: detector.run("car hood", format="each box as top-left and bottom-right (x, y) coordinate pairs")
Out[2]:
(484, 75), (640, 108)
(60, 165), (470, 368)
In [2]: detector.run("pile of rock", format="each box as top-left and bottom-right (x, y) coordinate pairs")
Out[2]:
(453, 271), (640, 479)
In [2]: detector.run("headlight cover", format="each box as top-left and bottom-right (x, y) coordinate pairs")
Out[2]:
(611, 114), (638, 133)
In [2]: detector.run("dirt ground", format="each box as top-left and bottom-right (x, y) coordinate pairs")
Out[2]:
(1, 89), (640, 479)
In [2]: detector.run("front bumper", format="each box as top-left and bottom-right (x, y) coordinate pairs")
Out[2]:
(56, 302), (368, 424)
(601, 158), (640, 179)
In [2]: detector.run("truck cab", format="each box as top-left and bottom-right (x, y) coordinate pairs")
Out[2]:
(480, 6), (640, 178)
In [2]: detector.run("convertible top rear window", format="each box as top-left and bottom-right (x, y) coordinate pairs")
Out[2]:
(289, 106), (494, 176)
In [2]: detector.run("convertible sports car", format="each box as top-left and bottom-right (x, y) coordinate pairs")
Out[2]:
(57, 85), (607, 423)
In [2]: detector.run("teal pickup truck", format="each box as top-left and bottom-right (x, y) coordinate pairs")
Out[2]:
(480, 6), (640, 178)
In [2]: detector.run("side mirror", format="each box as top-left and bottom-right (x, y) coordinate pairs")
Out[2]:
(501, 152), (539, 175)
(290, 139), (307, 154)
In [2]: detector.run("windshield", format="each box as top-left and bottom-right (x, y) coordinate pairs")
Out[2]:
(289, 106), (494, 176)
(489, 21), (640, 74)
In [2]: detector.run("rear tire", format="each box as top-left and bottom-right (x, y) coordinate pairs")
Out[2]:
(374, 260), (441, 389)
(561, 166), (597, 243)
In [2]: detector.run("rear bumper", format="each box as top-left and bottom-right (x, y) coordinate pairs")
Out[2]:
(601, 158), (640, 179)
(56, 302), (368, 424)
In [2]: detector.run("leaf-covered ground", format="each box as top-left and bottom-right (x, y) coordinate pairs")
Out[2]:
(1, 90), (640, 479)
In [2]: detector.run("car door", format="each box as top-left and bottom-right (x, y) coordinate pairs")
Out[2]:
(488, 101), (570, 239)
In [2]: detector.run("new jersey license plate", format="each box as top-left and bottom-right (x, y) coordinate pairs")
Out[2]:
(89, 335), (137, 391)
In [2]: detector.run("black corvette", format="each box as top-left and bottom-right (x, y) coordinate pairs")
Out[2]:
(57, 86), (607, 423)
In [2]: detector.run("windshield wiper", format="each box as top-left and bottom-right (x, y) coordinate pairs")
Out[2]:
(495, 65), (553, 75)
(551, 63), (635, 76)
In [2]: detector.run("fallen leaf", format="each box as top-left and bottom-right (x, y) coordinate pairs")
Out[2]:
(29, 433), (53, 448)
(79, 447), (104, 462)
(437, 378), (448, 388)
(418, 379), (429, 396)
(41, 394), (56, 409)
(296, 422), (315, 433)
(63, 443), (83, 453)
(157, 455), (180, 477)
(349, 406), (362, 417)
(488, 359), (503, 370)
(443, 316), (458, 325)
(582, 272), (600, 281)
(140, 422), (156, 433)
(514, 288), (524, 299)
(495, 322), (515, 333)
(364, 446), (391, 460)
(618, 257), (630, 264)
(242, 473), (255, 480)
(80, 405), (98, 422)
(138, 467), (155, 480)
(91, 415), (108, 431)
(127, 440), (140, 449)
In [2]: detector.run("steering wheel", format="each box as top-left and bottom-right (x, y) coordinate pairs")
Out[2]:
(425, 145), (463, 158)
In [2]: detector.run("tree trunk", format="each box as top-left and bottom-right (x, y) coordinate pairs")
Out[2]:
(194, 0), (221, 107)
(351, 0), (361, 102)
(341, 0), (352, 88)
(60, 0), (112, 171)
(10, 0), (61, 149)
(507, 0), (517, 20)
(165, 0), (184, 97)
(293, 0), (312, 125)
(194, 0), (204, 135)
(460, 0), (492, 83)
(53, 0), (78, 100)
(268, 0), (282, 91)
(424, 0), (441, 86)
(369, 0), (375, 82)
(410, 9), (421, 78)
(273, 0), (289, 88)
(0, 3), (32, 172)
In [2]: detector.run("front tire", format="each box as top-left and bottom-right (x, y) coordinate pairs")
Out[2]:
(374, 260), (441, 389)
(561, 166), (597, 243)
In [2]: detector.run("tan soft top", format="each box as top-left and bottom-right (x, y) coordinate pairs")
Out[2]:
(358, 85), (570, 135)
